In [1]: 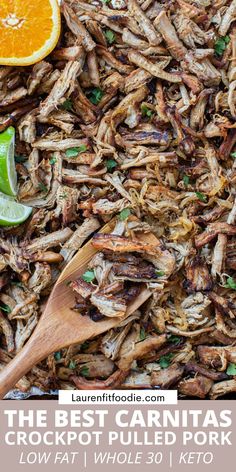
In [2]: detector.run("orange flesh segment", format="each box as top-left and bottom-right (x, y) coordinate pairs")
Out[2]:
(0, 0), (60, 64)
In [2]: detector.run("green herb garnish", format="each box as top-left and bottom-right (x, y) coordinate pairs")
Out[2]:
(87, 88), (104, 105)
(140, 327), (147, 341)
(214, 36), (230, 56)
(224, 277), (236, 290)
(81, 341), (89, 352)
(80, 366), (89, 377)
(65, 145), (87, 158)
(226, 363), (236, 375)
(155, 270), (165, 277)
(61, 99), (73, 111)
(106, 159), (117, 172)
(231, 151), (236, 159)
(15, 155), (27, 163)
(159, 353), (174, 369)
(102, 0), (111, 3)
(168, 335), (182, 345)
(183, 175), (190, 186)
(38, 182), (48, 193)
(195, 191), (207, 202)
(49, 156), (57, 166)
(105, 29), (116, 44)
(0, 303), (11, 314)
(119, 208), (131, 221)
(54, 351), (61, 361)
(11, 281), (24, 288)
(82, 269), (96, 283)
(69, 360), (76, 370)
(141, 103), (153, 118)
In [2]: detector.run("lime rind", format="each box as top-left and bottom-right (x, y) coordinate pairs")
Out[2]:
(0, 127), (17, 196)
(0, 196), (32, 226)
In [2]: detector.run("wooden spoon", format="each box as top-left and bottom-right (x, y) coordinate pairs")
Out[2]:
(0, 218), (157, 399)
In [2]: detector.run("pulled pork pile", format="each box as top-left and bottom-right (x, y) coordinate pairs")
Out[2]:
(1, 0), (236, 398)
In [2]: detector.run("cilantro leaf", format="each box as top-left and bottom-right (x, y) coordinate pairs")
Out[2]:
(155, 270), (165, 277)
(80, 366), (89, 377)
(141, 103), (153, 118)
(61, 99), (73, 111)
(0, 303), (11, 314)
(140, 327), (147, 341)
(87, 88), (104, 105)
(231, 151), (236, 159)
(195, 191), (207, 202)
(102, 0), (110, 3)
(65, 145), (87, 157)
(183, 175), (190, 186)
(105, 29), (116, 44)
(82, 269), (96, 283)
(119, 208), (131, 221)
(214, 36), (230, 56)
(224, 277), (236, 290)
(37, 182), (48, 193)
(81, 341), (89, 352)
(106, 159), (117, 172)
(15, 155), (27, 163)
(159, 353), (174, 369)
(226, 363), (236, 375)
(54, 351), (61, 361)
(49, 156), (57, 166)
(69, 360), (76, 370)
(168, 335), (182, 345)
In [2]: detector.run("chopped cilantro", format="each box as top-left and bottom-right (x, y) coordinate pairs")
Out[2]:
(49, 156), (57, 166)
(119, 208), (131, 221)
(140, 327), (147, 341)
(195, 191), (207, 202)
(87, 88), (104, 105)
(15, 155), (27, 163)
(0, 303), (11, 314)
(54, 351), (61, 361)
(159, 353), (174, 369)
(106, 159), (117, 172)
(38, 182), (48, 193)
(105, 29), (116, 44)
(168, 335), (182, 345)
(80, 366), (89, 377)
(102, 0), (110, 3)
(231, 151), (236, 159)
(183, 175), (190, 186)
(214, 36), (230, 56)
(69, 360), (76, 370)
(226, 363), (236, 375)
(65, 145), (87, 158)
(224, 277), (236, 290)
(81, 341), (89, 352)
(141, 103), (154, 118)
(82, 269), (96, 283)
(61, 98), (73, 111)
(155, 270), (165, 277)
(11, 281), (24, 288)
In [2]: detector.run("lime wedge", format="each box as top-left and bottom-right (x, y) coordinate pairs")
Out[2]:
(0, 127), (17, 196)
(0, 196), (32, 226)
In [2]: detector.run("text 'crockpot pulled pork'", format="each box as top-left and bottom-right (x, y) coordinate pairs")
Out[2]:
(1, 0), (236, 398)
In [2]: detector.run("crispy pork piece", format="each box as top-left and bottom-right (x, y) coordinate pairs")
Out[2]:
(90, 293), (127, 318)
(151, 364), (184, 388)
(71, 278), (95, 299)
(185, 257), (213, 292)
(210, 380), (236, 399)
(71, 368), (130, 390)
(178, 375), (214, 398)
(92, 234), (160, 255)
(195, 223), (236, 248)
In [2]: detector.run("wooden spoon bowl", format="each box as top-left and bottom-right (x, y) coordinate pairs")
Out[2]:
(0, 218), (158, 398)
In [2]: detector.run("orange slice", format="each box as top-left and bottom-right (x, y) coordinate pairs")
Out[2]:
(0, 0), (61, 66)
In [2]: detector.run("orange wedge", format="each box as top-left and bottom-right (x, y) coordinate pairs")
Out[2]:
(0, 0), (61, 66)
